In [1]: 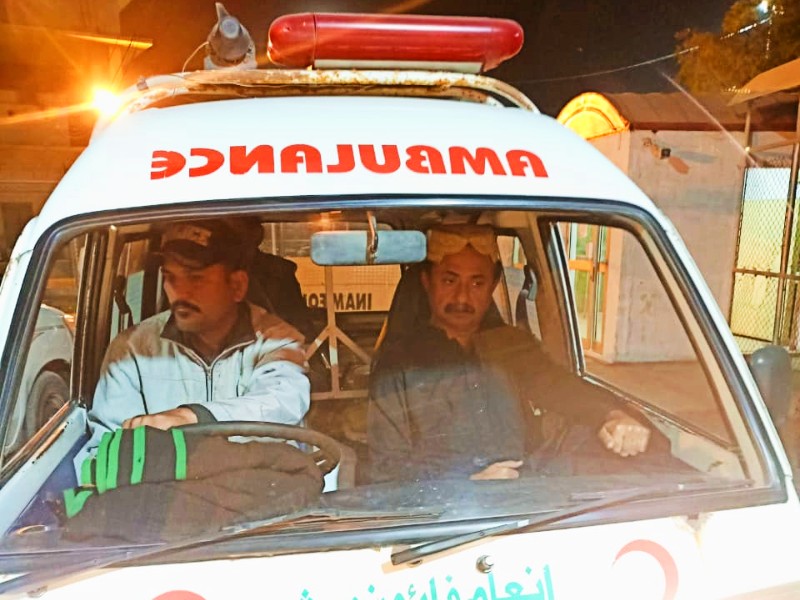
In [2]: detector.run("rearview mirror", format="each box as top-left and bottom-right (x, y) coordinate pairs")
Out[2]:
(311, 231), (426, 266)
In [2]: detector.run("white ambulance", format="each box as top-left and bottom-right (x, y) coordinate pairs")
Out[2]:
(0, 11), (798, 600)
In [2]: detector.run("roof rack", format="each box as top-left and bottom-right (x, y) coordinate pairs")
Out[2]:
(93, 69), (538, 134)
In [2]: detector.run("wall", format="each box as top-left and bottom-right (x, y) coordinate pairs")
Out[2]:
(0, 0), (128, 264)
(588, 130), (631, 175)
(593, 129), (747, 362)
(629, 129), (746, 316)
(0, 90), (84, 261)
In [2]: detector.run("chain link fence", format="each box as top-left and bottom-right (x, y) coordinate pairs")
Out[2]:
(731, 158), (800, 364)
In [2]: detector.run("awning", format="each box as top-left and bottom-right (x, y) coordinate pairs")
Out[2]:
(557, 91), (797, 136)
(729, 57), (800, 105)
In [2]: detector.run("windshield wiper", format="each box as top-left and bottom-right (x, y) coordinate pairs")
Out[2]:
(221, 504), (440, 535)
(0, 506), (440, 597)
(390, 479), (749, 565)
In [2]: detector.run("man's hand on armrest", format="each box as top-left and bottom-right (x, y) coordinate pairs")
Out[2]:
(597, 410), (650, 457)
(122, 407), (199, 430)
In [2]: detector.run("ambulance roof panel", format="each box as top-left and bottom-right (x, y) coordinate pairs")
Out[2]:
(33, 94), (656, 239)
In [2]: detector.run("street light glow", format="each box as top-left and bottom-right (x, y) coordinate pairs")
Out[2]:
(757, 0), (770, 15)
(91, 88), (122, 117)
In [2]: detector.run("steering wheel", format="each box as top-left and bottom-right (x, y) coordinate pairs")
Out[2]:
(179, 421), (342, 475)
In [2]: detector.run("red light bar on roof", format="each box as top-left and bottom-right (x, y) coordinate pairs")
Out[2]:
(267, 13), (523, 74)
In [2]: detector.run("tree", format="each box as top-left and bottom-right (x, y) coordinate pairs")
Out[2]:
(676, 0), (800, 94)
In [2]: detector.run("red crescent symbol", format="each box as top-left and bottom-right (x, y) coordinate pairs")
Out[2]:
(614, 539), (679, 600)
(153, 592), (207, 600)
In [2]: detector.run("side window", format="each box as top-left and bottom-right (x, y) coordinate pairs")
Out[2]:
(498, 234), (540, 338)
(559, 222), (730, 443)
(110, 237), (156, 340)
(2, 236), (85, 459)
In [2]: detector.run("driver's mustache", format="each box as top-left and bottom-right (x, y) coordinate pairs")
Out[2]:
(444, 303), (474, 314)
(171, 300), (201, 313)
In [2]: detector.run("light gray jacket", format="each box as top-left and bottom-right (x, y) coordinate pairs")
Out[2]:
(75, 303), (310, 470)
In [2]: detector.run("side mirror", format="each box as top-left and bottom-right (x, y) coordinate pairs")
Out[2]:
(747, 345), (792, 427)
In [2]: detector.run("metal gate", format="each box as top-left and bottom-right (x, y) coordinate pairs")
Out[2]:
(731, 160), (800, 353)
(728, 56), (800, 354)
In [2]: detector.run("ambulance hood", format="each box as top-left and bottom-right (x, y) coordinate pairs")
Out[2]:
(32, 95), (653, 244)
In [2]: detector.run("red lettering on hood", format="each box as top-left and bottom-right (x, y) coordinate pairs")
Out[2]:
(281, 144), (323, 173)
(149, 144), (548, 179)
(230, 145), (274, 174)
(327, 144), (356, 173)
(507, 149), (548, 177)
(449, 146), (507, 176)
(150, 150), (186, 179)
(188, 148), (224, 177)
(359, 144), (401, 174)
(406, 145), (446, 174)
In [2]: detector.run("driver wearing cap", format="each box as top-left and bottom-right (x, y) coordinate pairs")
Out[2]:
(77, 218), (310, 464)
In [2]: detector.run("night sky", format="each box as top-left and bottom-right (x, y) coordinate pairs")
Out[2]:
(119, 0), (733, 115)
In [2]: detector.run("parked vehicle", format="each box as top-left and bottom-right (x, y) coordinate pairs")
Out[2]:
(2, 305), (72, 454)
(0, 11), (798, 600)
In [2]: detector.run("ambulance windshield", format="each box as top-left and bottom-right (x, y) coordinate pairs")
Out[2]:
(0, 204), (762, 567)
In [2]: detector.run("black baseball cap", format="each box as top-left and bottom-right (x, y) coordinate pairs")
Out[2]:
(158, 218), (258, 269)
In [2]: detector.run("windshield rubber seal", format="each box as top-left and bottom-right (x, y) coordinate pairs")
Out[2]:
(0, 193), (787, 573)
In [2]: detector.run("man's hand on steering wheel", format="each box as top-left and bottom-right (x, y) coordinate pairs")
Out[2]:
(597, 410), (650, 457)
(122, 407), (199, 430)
